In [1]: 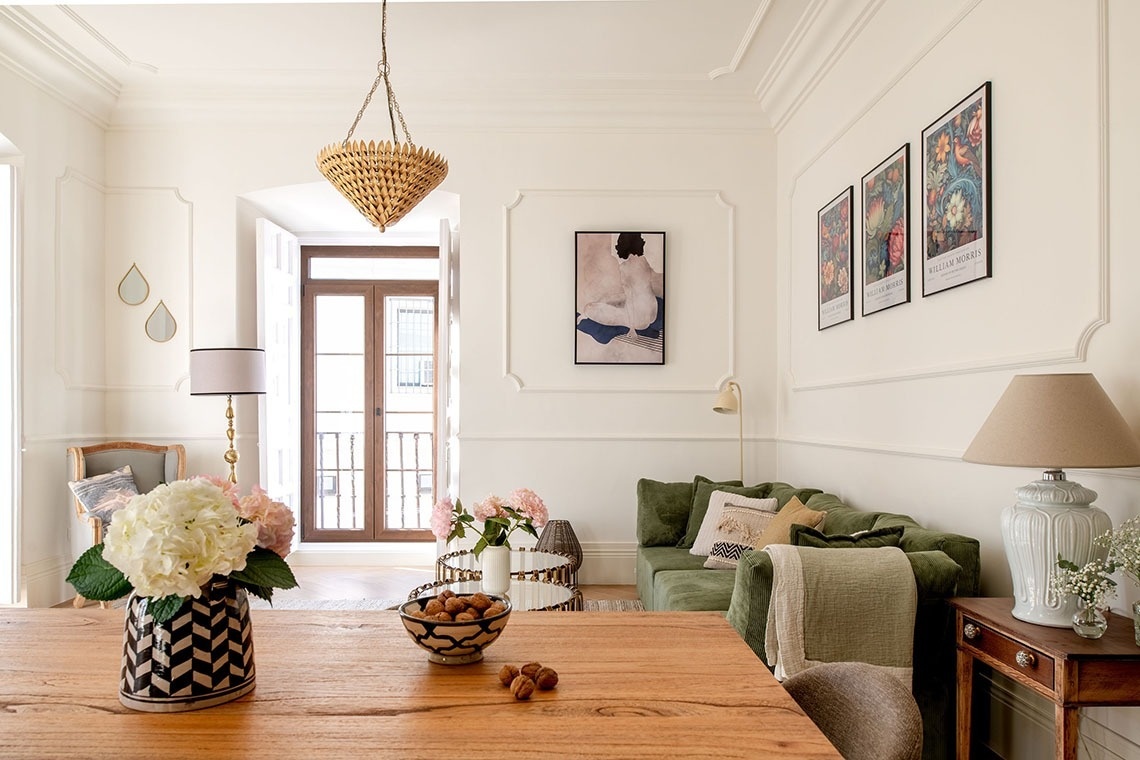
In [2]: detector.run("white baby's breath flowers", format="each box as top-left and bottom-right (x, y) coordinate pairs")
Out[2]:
(103, 479), (259, 600)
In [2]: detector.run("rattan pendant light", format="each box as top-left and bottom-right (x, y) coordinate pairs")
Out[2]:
(317, 0), (448, 232)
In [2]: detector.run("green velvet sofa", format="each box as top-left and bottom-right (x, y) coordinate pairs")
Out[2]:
(635, 477), (980, 760)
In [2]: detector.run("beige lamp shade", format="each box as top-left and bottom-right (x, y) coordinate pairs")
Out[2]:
(713, 385), (739, 415)
(963, 373), (1140, 469)
(189, 348), (267, 396)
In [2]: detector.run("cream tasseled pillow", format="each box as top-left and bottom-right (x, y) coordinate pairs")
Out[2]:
(752, 496), (826, 550)
(690, 491), (778, 557)
(703, 505), (778, 569)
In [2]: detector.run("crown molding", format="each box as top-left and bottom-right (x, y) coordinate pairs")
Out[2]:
(0, 7), (118, 128)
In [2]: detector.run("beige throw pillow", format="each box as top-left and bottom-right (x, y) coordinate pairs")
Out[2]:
(753, 496), (826, 549)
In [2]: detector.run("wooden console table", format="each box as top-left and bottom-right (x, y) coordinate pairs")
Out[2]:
(952, 597), (1140, 760)
(0, 609), (839, 759)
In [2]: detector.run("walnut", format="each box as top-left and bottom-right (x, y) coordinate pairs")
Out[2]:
(468, 593), (493, 611)
(535, 667), (559, 690)
(444, 597), (467, 615)
(520, 662), (542, 680)
(511, 675), (535, 700)
(498, 664), (520, 687)
(440, 589), (457, 600)
(454, 611), (475, 622)
(424, 599), (445, 616)
(484, 602), (507, 618)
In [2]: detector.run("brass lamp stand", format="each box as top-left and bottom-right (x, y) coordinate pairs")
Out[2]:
(190, 348), (267, 485)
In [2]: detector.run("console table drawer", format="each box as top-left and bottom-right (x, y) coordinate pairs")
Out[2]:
(961, 616), (1054, 690)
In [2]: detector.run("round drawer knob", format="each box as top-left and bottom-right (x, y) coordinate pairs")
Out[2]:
(963, 623), (980, 640)
(1015, 650), (1036, 668)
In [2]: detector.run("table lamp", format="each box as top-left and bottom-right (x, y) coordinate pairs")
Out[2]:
(190, 347), (267, 484)
(963, 373), (1140, 627)
(713, 380), (743, 482)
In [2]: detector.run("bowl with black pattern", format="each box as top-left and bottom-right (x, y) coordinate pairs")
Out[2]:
(398, 591), (512, 665)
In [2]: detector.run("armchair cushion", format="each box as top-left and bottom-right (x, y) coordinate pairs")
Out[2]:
(68, 465), (139, 525)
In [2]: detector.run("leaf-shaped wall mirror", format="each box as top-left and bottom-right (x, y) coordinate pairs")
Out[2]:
(145, 300), (177, 342)
(117, 263), (149, 306)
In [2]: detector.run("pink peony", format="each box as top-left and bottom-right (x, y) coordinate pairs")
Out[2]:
(473, 495), (506, 521)
(431, 497), (454, 540)
(508, 487), (548, 528)
(237, 485), (296, 558)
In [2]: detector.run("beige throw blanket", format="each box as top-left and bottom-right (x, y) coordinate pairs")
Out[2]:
(763, 545), (916, 687)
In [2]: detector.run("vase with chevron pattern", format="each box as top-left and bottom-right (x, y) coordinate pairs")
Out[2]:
(119, 577), (256, 712)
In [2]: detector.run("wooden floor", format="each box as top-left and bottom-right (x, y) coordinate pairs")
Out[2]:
(64, 565), (639, 607)
(284, 565), (639, 603)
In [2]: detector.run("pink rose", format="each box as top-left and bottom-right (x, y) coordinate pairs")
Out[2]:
(508, 488), (548, 528)
(888, 218), (906, 270)
(237, 485), (296, 558)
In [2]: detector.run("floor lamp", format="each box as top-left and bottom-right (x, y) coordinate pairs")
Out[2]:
(963, 373), (1140, 627)
(190, 348), (267, 484)
(713, 381), (743, 482)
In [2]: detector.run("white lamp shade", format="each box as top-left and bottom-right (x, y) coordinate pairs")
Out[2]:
(190, 348), (267, 396)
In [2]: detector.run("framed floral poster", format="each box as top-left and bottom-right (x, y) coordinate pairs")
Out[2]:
(922, 81), (991, 296)
(818, 187), (854, 330)
(861, 144), (910, 315)
(574, 231), (665, 365)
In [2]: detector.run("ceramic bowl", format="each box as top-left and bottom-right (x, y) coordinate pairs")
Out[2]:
(398, 592), (512, 665)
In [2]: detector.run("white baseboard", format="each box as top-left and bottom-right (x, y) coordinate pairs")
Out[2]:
(22, 554), (72, 608)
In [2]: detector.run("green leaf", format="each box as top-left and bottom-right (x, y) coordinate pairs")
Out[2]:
(148, 594), (188, 624)
(519, 522), (539, 540)
(237, 583), (275, 602)
(473, 536), (488, 557)
(230, 547), (298, 591)
(66, 544), (132, 601)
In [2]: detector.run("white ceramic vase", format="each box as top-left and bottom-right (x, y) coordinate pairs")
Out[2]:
(480, 545), (511, 596)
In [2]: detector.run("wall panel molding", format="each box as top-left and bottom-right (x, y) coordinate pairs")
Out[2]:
(502, 188), (737, 393)
(785, 0), (1107, 392)
(709, 0), (776, 80)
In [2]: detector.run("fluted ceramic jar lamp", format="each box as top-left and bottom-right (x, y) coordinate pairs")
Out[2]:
(963, 373), (1140, 627)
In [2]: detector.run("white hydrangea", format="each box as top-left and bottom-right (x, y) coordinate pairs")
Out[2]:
(103, 479), (259, 600)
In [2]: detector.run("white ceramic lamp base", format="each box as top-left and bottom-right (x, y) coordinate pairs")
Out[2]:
(1002, 477), (1111, 627)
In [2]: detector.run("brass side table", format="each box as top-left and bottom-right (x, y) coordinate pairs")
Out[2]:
(435, 547), (577, 586)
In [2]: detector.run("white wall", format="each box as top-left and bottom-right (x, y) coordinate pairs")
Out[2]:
(772, 0), (1140, 756)
(0, 61), (107, 606)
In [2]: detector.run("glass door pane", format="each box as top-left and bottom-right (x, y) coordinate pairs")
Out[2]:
(313, 294), (366, 532)
(383, 295), (435, 533)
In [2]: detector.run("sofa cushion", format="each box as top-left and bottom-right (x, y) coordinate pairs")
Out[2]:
(767, 482), (823, 508)
(677, 478), (762, 549)
(790, 524), (905, 549)
(636, 478), (695, 547)
(653, 569), (737, 611)
(754, 496), (826, 549)
(690, 490), (777, 556)
(635, 546), (709, 609)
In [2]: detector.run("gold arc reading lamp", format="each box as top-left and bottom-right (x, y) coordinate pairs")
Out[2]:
(963, 373), (1140, 627)
(316, 0), (448, 232)
(190, 348), (267, 484)
(713, 381), (743, 482)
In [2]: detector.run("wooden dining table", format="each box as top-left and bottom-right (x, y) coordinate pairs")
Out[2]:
(0, 609), (840, 759)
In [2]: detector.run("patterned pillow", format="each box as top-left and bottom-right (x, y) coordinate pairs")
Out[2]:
(68, 465), (140, 526)
(790, 524), (905, 549)
(690, 491), (778, 557)
(703, 505), (778, 569)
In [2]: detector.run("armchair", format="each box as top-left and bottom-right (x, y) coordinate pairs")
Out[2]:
(66, 441), (186, 607)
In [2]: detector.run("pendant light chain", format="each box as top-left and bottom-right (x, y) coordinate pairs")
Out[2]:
(343, 0), (414, 147)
